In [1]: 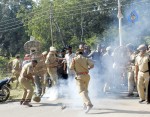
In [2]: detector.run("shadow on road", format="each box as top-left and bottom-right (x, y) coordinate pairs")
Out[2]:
(34, 102), (62, 107)
(89, 108), (150, 115)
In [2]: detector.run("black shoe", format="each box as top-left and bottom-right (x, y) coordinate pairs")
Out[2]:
(127, 93), (134, 97)
(20, 100), (25, 105)
(147, 101), (150, 104)
(139, 100), (145, 103)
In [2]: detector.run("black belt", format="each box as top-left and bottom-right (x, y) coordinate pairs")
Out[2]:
(140, 70), (149, 73)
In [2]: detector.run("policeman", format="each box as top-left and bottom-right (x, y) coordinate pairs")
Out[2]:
(9, 54), (22, 88)
(34, 52), (47, 97)
(41, 51), (48, 95)
(126, 43), (136, 97)
(148, 45), (150, 53)
(135, 44), (150, 104)
(45, 47), (58, 87)
(19, 60), (38, 107)
(70, 49), (94, 113)
(102, 46), (113, 92)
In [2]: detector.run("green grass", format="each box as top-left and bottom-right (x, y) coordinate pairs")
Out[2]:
(9, 82), (23, 100)
(0, 74), (23, 100)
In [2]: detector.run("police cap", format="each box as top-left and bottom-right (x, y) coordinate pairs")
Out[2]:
(42, 51), (48, 56)
(137, 44), (147, 51)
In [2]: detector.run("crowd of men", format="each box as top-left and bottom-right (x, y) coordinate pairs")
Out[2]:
(8, 43), (150, 113)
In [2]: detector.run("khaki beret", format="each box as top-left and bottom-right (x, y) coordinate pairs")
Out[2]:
(137, 44), (147, 51)
(15, 54), (20, 58)
(76, 49), (83, 53)
(49, 46), (56, 51)
(42, 51), (48, 55)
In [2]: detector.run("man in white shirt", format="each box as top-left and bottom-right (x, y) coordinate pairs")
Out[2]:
(65, 46), (75, 78)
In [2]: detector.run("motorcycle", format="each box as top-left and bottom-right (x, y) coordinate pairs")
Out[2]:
(0, 78), (12, 102)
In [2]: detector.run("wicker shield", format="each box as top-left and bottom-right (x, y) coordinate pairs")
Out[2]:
(24, 36), (41, 53)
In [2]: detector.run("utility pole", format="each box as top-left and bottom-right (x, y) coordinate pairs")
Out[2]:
(50, 0), (53, 46)
(117, 0), (123, 46)
(80, 5), (83, 42)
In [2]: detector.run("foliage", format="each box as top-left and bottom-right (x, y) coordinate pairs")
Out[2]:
(0, 0), (150, 58)
(0, 56), (8, 67)
(0, 56), (9, 79)
(0, 0), (33, 57)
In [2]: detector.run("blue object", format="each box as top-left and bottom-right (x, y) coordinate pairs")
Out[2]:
(128, 10), (139, 23)
(0, 78), (11, 89)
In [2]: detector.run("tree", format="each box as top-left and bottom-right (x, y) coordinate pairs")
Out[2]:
(0, 0), (33, 57)
(18, 0), (125, 50)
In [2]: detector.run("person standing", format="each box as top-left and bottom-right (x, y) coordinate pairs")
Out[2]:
(45, 47), (58, 87)
(65, 46), (75, 78)
(10, 54), (22, 88)
(19, 60), (38, 107)
(70, 49), (94, 113)
(57, 49), (68, 80)
(34, 52), (48, 97)
(135, 44), (150, 104)
(126, 44), (137, 96)
(102, 46), (113, 92)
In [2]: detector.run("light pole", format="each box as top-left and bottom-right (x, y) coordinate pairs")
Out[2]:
(117, 0), (123, 46)
(50, 0), (53, 46)
(80, 5), (83, 42)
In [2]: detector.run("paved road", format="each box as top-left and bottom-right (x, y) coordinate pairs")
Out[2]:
(0, 94), (150, 117)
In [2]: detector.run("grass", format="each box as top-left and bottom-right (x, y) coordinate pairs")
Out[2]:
(0, 73), (23, 100)
(9, 82), (23, 100)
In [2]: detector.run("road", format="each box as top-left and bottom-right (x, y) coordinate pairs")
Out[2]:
(0, 93), (150, 117)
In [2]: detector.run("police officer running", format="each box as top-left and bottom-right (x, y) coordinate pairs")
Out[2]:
(70, 49), (94, 113)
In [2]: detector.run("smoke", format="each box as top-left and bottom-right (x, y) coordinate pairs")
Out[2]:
(42, 77), (82, 107)
(122, 1), (150, 45)
(41, 1), (150, 108)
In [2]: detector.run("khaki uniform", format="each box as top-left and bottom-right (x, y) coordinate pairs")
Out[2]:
(127, 53), (136, 94)
(10, 58), (21, 88)
(135, 53), (150, 101)
(19, 63), (35, 101)
(70, 54), (94, 106)
(34, 58), (47, 96)
(45, 52), (58, 86)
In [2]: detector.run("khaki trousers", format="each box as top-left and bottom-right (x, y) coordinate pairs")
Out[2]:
(12, 70), (20, 88)
(76, 74), (92, 106)
(137, 72), (150, 101)
(47, 68), (58, 86)
(19, 77), (34, 101)
(128, 71), (135, 94)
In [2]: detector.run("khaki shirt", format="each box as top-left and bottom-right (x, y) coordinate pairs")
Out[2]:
(12, 58), (21, 71)
(70, 54), (94, 74)
(45, 52), (58, 68)
(128, 53), (136, 72)
(135, 53), (149, 73)
(20, 63), (35, 78)
(35, 58), (47, 75)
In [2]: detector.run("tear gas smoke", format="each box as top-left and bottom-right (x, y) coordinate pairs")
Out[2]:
(42, 1), (150, 107)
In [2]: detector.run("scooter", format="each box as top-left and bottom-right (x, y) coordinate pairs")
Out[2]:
(0, 78), (12, 102)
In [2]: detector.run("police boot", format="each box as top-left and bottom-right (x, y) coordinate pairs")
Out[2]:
(20, 99), (25, 105)
(22, 100), (33, 107)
